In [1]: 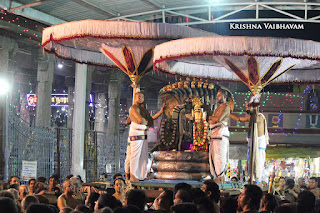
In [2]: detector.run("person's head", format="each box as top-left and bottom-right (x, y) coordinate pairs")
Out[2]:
(0, 190), (15, 200)
(202, 180), (220, 203)
(261, 193), (277, 212)
(70, 176), (82, 192)
(285, 179), (295, 189)
(7, 188), (19, 201)
(231, 177), (238, 183)
(174, 189), (192, 206)
(19, 185), (29, 200)
(217, 89), (228, 104)
(309, 177), (318, 189)
(134, 92), (144, 104)
(95, 193), (122, 211)
(62, 181), (74, 195)
(21, 195), (39, 213)
(220, 196), (238, 213)
(173, 182), (192, 196)
(36, 176), (46, 184)
(95, 207), (113, 213)
(238, 184), (263, 212)
(65, 174), (73, 181)
(126, 189), (146, 211)
(297, 190), (315, 213)
(28, 179), (36, 191)
(25, 203), (58, 213)
(278, 177), (286, 188)
(171, 203), (198, 213)
(297, 177), (305, 187)
(33, 195), (49, 204)
(49, 175), (59, 187)
(75, 205), (92, 213)
(113, 173), (123, 181)
(59, 207), (73, 213)
(33, 182), (46, 194)
(153, 190), (173, 211)
(193, 197), (215, 213)
(100, 173), (108, 182)
(190, 188), (205, 202)
(113, 178), (125, 194)
(0, 197), (18, 213)
(85, 192), (100, 212)
(9, 176), (20, 186)
(9, 184), (19, 190)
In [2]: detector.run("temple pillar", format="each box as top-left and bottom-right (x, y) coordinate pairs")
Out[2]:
(65, 71), (75, 129)
(35, 52), (54, 128)
(71, 63), (88, 178)
(106, 70), (125, 173)
(0, 36), (18, 180)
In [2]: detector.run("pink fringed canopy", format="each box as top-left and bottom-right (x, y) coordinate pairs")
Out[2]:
(153, 36), (320, 93)
(42, 20), (215, 84)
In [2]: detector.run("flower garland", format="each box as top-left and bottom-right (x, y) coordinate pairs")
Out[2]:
(193, 120), (208, 146)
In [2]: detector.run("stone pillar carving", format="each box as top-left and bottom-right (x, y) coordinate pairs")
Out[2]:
(106, 69), (125, 173)
(35, 52), (54, 128)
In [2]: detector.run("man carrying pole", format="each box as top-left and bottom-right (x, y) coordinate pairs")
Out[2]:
(230, 94), (269, 184)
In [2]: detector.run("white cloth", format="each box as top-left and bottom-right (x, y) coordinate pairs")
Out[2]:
(129, 122), (148, 180)
(209, 122), (230, 179)
(124, 137), (131, 174)
(246, 135), (267, 183)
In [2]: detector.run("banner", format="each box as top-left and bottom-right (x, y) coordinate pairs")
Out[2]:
(306, 114), (320, 128)
(268, 114), (283, 128)
(21, 161), (37, 181)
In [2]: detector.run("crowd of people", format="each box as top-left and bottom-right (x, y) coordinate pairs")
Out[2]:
(0, 173), (320, 213)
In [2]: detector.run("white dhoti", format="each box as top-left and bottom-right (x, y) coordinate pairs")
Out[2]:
(247, 135), (267, 183)
(209, 122), (229, 179)
(129, 122), (148, 180)
(124, 137), (131, 174)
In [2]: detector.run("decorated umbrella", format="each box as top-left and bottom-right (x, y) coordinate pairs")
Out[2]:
(42, 20), (215, 99)
(153, 36), (320, 183)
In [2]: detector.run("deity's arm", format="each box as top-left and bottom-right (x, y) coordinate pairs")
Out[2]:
(129, 105), (147, 125)
(230, 113), (250, 122)
(152, 104), (165, 120)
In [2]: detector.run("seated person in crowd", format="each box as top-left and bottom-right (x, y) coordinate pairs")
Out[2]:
(21, 195), (39, 213)
(201, 180), (220, 204)
(8, 176), (20, 187)
(28, 179), (36, 195)
(237, 184), (263, 213)
(94, 193), (122, 211)
(260, 193), (277, 213)
(308, 177), (320, 200)
(113, 177), (125, 204)
(18, 185), (29, 201)
(48, 174), (62, 192)
(152, 190), (173, 212)
(57, 180), (84, 210)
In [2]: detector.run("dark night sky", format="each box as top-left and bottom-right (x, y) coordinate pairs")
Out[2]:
(197, 10), (320, 42)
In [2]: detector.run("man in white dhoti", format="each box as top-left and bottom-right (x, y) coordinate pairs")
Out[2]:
(126, 92), (164, 181)
(230, 94), (269, 184)
(208, 89), (231, 184)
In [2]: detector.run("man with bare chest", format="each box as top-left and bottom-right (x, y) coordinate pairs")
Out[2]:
(57, 180), (84, 210)
(230, 95), (269, 183)
(126, 92), (164, 181)
(208, 89), (231, 183)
